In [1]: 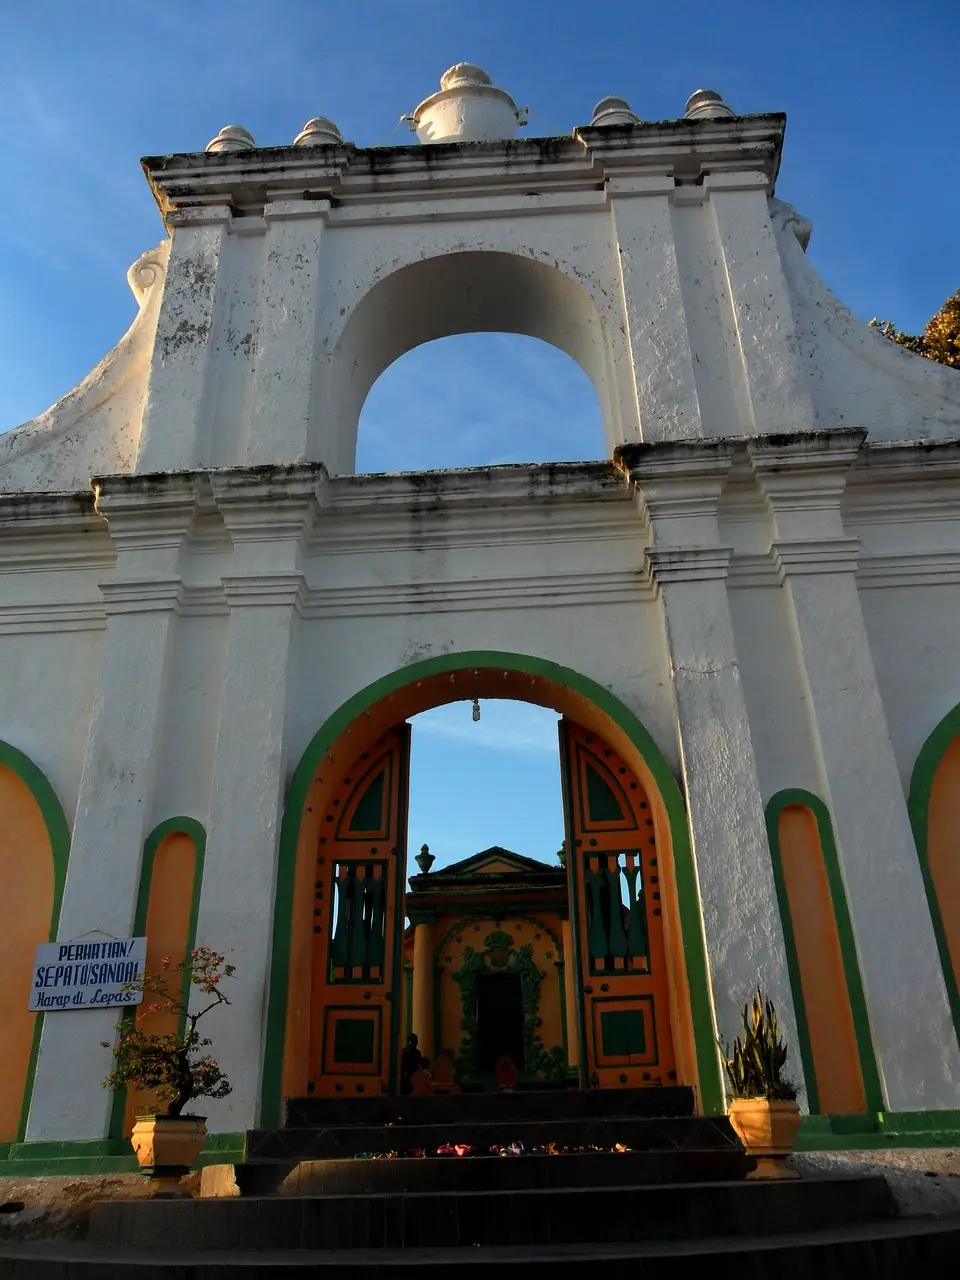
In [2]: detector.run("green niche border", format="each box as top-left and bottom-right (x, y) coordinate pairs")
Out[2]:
(108, 816), (207, 1140)
(0, 740), (72, 1145)
(262, 650), (721, 1126)
(450, 929), (565, 1084)
(907, 703), (960, 1048)
(765, 789), (884, 1114)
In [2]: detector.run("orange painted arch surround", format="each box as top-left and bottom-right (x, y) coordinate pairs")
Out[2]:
(264, 654), (721, 1124)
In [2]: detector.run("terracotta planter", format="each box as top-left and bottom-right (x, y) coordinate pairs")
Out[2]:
(131, 1114), (207, 1178)
(728, 1098), (801, 1179)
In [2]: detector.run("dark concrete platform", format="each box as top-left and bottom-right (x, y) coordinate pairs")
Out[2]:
(245, 1114), (737, 1162)
(281, 1085), (696, 1128)
(4, 1217), (960, 1277)
(85, 1176), (894, 1251)
(237, 1147), (752, 1196)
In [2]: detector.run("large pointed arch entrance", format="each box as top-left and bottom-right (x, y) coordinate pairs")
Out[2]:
(262, 654), (721, 1124)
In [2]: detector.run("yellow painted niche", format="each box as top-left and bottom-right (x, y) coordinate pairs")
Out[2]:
(778, 804), (865, 1115)
(0, 766), (54, 1141)
(123, 831), (198, 1133)
(928, 733), (960, 993)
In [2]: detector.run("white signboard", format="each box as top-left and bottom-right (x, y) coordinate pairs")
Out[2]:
(29, 937), (147, 1011)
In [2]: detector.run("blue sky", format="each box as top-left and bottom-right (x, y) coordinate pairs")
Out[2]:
(1, 0), (955, 870)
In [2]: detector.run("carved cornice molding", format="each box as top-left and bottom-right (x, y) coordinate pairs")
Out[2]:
(221, 572), (307, 611)
(99, 577), (184, 616)
(645, 545), (733, 586)
(770, 537), (861, 580)
(143, 115), (786, 219)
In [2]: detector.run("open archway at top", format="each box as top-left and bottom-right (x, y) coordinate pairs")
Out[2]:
(356, 332), (605, 474)
(322, 249), (622, 474)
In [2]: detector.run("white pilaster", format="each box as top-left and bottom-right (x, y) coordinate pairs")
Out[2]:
(136, 206), (233, 473)
(750, 431), (960, 1109)
(244, 198), (330, 467)
(707, 173), (814, 436)
(621, 443), (801, 1084)
(26, 480), (196, 1141)
(190, 471), (320, 1132)
(609, 177), (703, 441)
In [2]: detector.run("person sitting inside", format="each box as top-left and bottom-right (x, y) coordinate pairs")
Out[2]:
(400, 1033), (430, 1096)
(496, 1054), (518, 1092)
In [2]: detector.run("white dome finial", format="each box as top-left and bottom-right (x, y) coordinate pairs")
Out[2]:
(591, 97), (641, 127)
(293, 117), (344, 147)
(205, 125), (256, 153)
(684, 89), (735, 121)
(408, 64), (528, 144)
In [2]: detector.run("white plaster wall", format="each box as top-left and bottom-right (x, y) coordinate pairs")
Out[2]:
(312, 210), (633, 472)
(205, 232), (265, 470)
(727, 583), (824, 800)
(858, 582), (960, 789)
(0, 243), (168, 492)
(148, 613), (229, 827)
(774, 205), (960, 441)
(0, 623), (103, 820)
(672, 199), (753, 437)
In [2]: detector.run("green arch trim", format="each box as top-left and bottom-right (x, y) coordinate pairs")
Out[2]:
(132, 817), (208, 942)
(765, 789), (883, 1114)
(0, 741), (72, 1144)
(108, 817), (207, 1140)
(907, 703), (960, 1048)
(261, 650), (722, 1126)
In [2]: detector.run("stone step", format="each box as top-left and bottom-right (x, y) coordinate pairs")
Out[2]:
(282, 1085), (695, 1128)
(236, 1147), (752, 1196)
(86, 1176), (894, 1251)
(4, 1217), (960, 1277)
(246, 1114), (735, 1162)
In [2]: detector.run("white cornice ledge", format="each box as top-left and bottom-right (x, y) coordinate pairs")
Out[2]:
(771, 537), (860, 580)
(748, 429), (866, 475)
(99, 578), (184, 615)
(221, 572), (306, 611)
(645, 546), (733, 585)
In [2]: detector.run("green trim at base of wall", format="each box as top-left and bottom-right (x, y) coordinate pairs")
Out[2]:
(797, 1111), (960, 1151)
(0, 1133), (245, 1180)
(263, 651), (722, 1127)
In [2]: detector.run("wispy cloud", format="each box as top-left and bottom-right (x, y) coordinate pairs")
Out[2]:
(413, 700), (560, 756)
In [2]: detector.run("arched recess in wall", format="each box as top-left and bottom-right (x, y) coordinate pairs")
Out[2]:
(908, 704), (960, 1044)
(765, 790), (882, 1115)
(0, 742), (70, 1148)
(110, 817), (206, 1138)
(322, 251), (620, 474)
(356, 332), (606, 474)
(260, 651), (722, 1128)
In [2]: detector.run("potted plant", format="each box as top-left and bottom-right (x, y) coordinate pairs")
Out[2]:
(102, 946), (234, 1182)
(719, 987), (801, 1179)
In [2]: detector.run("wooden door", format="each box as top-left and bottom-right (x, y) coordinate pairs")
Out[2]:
(309, 724), (411, 1097)
(559, 718), (676, 1088)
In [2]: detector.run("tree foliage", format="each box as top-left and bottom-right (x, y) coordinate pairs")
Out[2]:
(870, 288), (960, 370)
(101, 946), (235, 1116)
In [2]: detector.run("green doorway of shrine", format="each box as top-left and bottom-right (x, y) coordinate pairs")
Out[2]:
(476, 972), (525, 1076)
